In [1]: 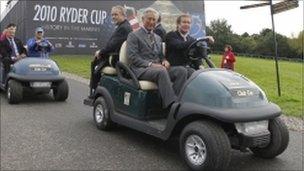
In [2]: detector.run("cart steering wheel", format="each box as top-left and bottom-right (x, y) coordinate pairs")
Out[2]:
(187, 38), (209, 60)
(187, 38), (215, 68)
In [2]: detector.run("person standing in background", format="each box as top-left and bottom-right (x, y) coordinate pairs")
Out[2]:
(221, 44), (236, 71)
(154, 14), (166, 42)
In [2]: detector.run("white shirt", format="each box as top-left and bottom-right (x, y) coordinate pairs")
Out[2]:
(178, 31), (189, 42)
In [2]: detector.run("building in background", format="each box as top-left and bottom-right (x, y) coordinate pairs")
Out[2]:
(0, 0), (206, 54)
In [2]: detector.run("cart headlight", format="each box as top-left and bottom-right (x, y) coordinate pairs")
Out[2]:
(235, 120), (269, 136)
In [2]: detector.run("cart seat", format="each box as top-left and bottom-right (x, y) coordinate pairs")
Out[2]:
(102, 66), (117, 75)
(95, 50), (117, 75)
(119, 41), (160, 90)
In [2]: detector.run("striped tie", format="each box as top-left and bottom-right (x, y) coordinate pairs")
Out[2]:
(9, 38), (19, 57)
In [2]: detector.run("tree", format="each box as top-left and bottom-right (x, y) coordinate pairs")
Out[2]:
(206, 19), (300, 59)
(288, 31), (303, 58)
(207, 19), (234, 52)
(253, 29), (295, 58)
(241, 32), (250, 38)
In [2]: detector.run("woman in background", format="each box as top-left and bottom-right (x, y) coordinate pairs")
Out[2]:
(221, 44), (236, 71)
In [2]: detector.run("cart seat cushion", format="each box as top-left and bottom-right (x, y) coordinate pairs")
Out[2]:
(119, 41), (129, 65)
(102, 66), (117, 75)
(119, 41), (160, 90)
(139, 80), (158, 90)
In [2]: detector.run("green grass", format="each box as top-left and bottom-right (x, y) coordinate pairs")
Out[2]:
(52, 55), (303, 117)
(52, 55), (92, 79)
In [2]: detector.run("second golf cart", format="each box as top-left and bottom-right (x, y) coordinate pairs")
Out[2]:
(0, 42), (69, 104)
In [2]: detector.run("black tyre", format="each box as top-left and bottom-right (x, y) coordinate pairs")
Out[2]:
(93, 96), (113, 130)
(53, 80), (69, 101)
(7, 79), (23, 104)
(180, 120), (231, 171)
(250, 117), (289, 158)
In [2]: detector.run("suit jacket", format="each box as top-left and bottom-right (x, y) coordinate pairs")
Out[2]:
(127, 27), (164, 77)
(0, 37), (27, 61)
(165, 31), (196, 66)
(99, 19), (132, 56)
(154, 24), (166, 42)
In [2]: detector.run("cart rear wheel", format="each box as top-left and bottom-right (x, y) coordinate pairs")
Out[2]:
(93, 97), (113, 130)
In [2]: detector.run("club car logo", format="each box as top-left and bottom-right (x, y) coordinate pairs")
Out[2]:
(236, 89), (254, 97)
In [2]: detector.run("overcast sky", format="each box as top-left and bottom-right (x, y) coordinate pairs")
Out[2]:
(205, 0), (303, 37)
(0, 0), (303, 37)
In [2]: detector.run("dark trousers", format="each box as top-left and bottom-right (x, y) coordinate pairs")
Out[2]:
(89, 55), (116, 96)
(185, 66), (196, 78)
(0, 57), (13, 81)
(139, 66), (188, 108)
(190, 60), (202, 70)
(89, 58), (104, 95)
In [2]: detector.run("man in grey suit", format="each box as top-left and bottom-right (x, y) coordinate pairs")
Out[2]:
(126, 8), (188, 109)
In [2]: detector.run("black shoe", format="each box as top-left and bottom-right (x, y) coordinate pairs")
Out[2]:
(88, 88), (95, 99)
(88, 94), (94, 99)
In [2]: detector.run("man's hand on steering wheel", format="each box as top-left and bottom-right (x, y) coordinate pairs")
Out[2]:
(205, 36), (215, 44)
(196, 36), (215, 44)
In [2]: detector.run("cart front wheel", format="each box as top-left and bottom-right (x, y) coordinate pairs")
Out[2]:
(250, 117), (289, 158)
(7, 80), (23, 104)
(180, 120), (231, 171)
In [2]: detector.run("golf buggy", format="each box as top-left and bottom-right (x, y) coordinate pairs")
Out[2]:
(84, 39), (289, 170)
(0, 41), (69, 104)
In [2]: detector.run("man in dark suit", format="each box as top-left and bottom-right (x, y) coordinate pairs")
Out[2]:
(127, 8), (188, 109)
(89, 5), (132, 98)
(154, 14), (166, 42)
(0, 23), (27, 77)
(165, 14), (214, 78)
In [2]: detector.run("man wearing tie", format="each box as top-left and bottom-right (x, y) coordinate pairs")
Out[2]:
(127, 8), (188, 109)
(0, 23), (27, 77)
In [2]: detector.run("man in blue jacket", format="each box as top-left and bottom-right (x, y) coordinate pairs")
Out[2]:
(27, 27), (54, 58)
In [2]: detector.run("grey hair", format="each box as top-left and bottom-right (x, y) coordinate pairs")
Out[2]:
(142, 7), (159, 20)
(112, 5), (126, 17)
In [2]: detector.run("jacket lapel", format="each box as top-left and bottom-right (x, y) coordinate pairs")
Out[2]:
(4, 39), (12, 52)
(139, 28), (153, 49)
(144, 34), (153, 49)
